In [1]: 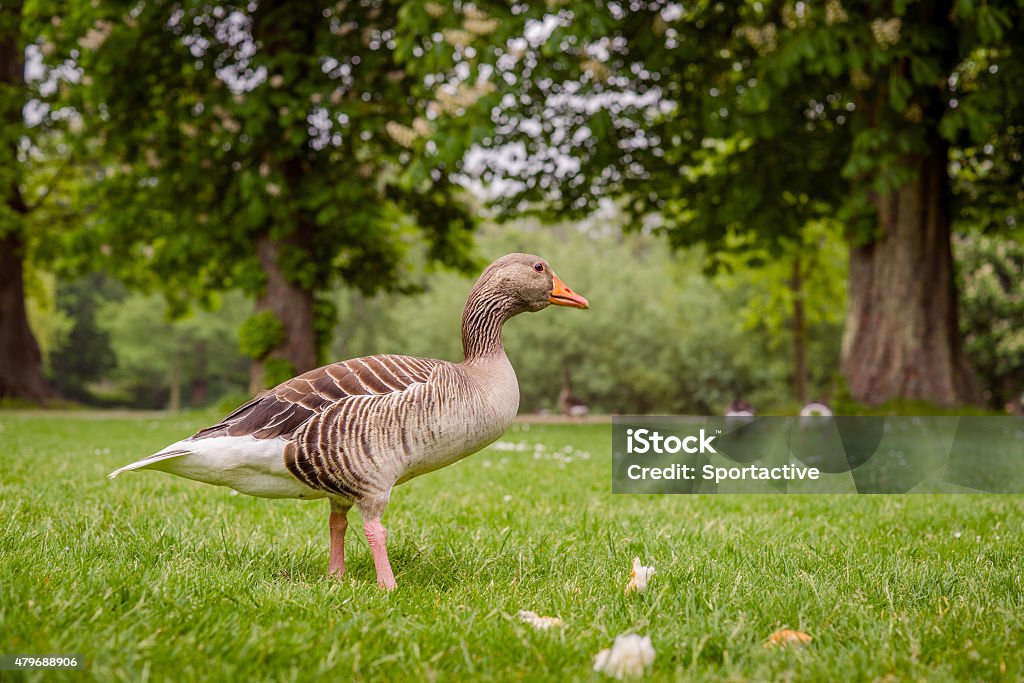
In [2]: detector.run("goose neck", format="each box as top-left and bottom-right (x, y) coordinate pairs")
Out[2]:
(461, 288), (516, 362)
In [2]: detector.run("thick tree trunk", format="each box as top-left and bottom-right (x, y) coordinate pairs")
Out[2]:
(841, 136), (978, 405)
(248, 235), (317, 392)
(790, 256), (807, 404)
(0, 231), (55, 401)
(0, 4), (55, 402)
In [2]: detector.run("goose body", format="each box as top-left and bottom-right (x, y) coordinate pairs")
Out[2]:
(110, 253), (588, 589)
(113, 353), (519, 499)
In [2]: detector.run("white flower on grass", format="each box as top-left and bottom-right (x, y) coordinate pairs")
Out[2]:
(517, 610), (564, 630)
(593, 634), (655, 679)
(624, 557), (656, 594)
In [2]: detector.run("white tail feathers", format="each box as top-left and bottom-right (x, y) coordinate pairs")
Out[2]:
(107, 449), (191, 479)
(105, 435), (318, 499)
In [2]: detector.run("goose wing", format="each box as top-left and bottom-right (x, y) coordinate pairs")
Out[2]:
(108, 354), (445, 485)
(193, 354), (443, 441)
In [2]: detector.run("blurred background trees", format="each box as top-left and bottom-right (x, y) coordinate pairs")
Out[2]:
(955, 234), (1024, 413)
(410, 0), (1022, 406)
(1, 0), (1022, 413)
(35, 0), (479, 392)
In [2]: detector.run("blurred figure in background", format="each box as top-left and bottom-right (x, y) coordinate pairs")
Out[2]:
(559, 366), (589, 417)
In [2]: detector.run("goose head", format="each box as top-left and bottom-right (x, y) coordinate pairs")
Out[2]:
(461, 253), (588, 361)
(473, 253), (589, 314)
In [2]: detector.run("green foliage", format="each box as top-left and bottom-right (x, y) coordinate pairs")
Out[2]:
(48, 274), (124, 401)
(714, 221), (847, 336)
(312, 296), (338, 362)
(406, 1), (1022, 245)
(98, 291), (250, 409)
(713, 220), (848, 399)
(0, 2), (27, 233)
(215, 390), (254, 415)
(39, 273), (251, 408)
(30, 0), (477, 314)
(262, 358), (297, 389)
(330, 220), (808, 413)
(955, 233), (1024, 408)
(23, 270), (72, 371)
(238, 311), (285, 361)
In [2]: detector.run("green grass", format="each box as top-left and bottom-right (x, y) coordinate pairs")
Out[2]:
(1, 412), (1022, 682)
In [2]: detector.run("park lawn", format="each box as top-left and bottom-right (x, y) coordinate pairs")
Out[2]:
(1, 412), (1022, 682)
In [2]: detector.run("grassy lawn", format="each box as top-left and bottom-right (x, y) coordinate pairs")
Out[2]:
(1, 411), (1022, 681)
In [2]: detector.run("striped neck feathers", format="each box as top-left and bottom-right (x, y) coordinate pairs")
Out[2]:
(460, 279), (521, 362)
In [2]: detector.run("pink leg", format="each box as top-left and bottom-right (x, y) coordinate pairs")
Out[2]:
(363, 519), (397, 590)
(328, 505), (349, 579)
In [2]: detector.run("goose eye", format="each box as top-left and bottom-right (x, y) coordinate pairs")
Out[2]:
(533, 262), (544, 272)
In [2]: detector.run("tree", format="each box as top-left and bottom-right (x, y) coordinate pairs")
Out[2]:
(409, 0), (1024, 405)
(44, 0), (477, 390)
(0, 1), (55, 401)
(713, 220), (847, 403)
(98, 291), (251, 410)
(47, 273), (121, 402)
(955, 234), (1024, 413)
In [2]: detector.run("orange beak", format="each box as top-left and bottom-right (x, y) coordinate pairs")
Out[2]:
(549, 273), (589, 309)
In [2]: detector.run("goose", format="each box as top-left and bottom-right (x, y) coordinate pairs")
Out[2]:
(109, 253), (589, 589)
(558, 365), (590, 417)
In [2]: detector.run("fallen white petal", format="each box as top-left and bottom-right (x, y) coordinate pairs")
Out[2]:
(518, 610), (564, 630)
(624, 557), (656, 594)
(593, 634), (655, 679)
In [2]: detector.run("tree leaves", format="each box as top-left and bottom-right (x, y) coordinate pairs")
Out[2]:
(39, 0), (478, 318)
(407, 0), (1022, 252)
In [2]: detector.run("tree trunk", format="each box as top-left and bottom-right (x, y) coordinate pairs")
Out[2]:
(168, 347), (181, 412)
(189, 340), (208, 406)
(790, 256), (807, 404)
(841, 136), (978, 406)
(0, 3), (55, 402)
(0, 231), (55, 401)
(248, 235), (317, 392)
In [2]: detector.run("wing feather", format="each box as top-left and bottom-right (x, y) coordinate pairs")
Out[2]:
(190, 355), (440, 442)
